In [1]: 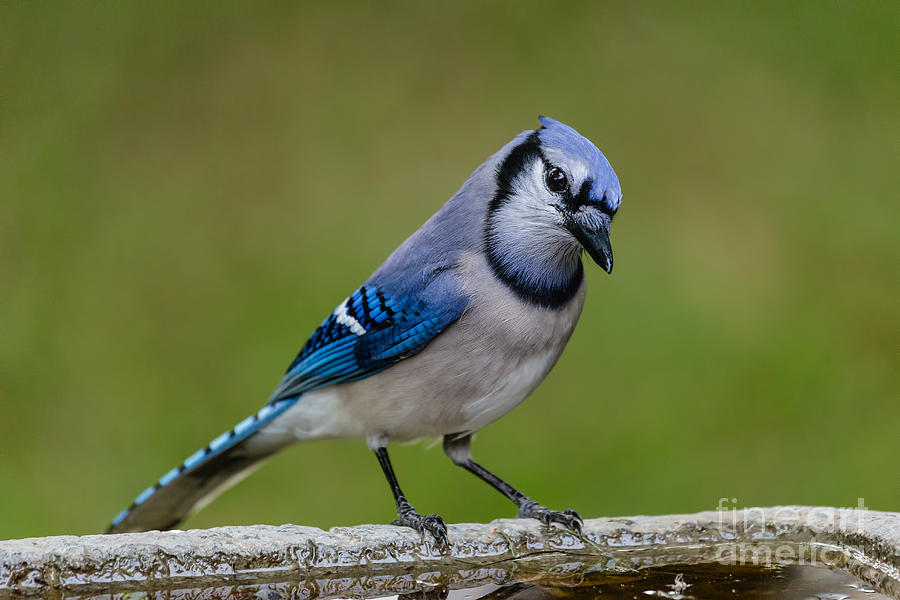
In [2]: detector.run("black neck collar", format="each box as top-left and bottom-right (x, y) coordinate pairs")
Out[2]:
(484, 132), (584, 310)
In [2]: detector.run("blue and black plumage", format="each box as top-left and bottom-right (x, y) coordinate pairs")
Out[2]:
(107, 117), (622, 541)
(272, 286), (457, 398)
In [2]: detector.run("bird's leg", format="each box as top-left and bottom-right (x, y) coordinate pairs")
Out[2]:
(373, 445), (449, 546)
(442, 434), (583, 534)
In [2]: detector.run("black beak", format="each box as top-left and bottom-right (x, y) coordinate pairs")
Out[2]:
(566, 215), (613, 274)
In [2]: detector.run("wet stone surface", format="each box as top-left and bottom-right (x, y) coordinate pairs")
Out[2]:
(0, 507), (897, 598)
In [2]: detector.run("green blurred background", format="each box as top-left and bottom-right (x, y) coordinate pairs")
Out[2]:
(1, 2), (897, 540)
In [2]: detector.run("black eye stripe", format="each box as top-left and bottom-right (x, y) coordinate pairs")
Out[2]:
(572, 180), (591, 207)
(567, 180), (616, 217)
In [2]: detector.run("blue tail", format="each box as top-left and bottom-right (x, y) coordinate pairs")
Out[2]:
(106, 398), (299, 533)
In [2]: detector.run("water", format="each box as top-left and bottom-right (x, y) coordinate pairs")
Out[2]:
(77, 563), (890, 600)
(439, 564), (891, 600)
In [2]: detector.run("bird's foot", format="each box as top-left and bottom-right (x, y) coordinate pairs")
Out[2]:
(393, 499), (449, 547)
(517, 499), (583, 534)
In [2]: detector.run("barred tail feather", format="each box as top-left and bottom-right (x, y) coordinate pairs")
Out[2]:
(106, 398), (299, 534)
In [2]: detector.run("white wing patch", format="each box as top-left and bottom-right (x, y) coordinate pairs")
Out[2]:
(334, 298), (366, 336)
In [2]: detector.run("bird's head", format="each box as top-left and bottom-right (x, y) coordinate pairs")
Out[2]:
(486, 116), (621, 279)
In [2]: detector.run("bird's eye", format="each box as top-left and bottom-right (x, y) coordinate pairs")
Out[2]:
(545, 166), (568, 193)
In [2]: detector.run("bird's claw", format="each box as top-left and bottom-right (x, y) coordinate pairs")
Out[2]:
(420, 513), (450, 547)
(394, 500), (450, 547)
(517, 500), (583, 534)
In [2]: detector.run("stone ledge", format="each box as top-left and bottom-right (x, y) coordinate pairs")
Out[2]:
(1, 506), (897, 596)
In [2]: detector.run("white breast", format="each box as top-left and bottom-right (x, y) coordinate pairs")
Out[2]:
(266, 252), (586, 444)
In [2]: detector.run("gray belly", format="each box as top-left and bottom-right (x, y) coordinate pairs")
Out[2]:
(267, 253), (586, 443)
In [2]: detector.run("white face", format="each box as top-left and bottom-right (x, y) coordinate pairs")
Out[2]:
(483, 128), (616, 303)
(488, 153), (593, 265)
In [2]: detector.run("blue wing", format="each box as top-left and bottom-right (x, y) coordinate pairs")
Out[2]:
(269, 284), (462, 402)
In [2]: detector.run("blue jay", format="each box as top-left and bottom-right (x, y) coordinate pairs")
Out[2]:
(107, 117), (622, 544)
